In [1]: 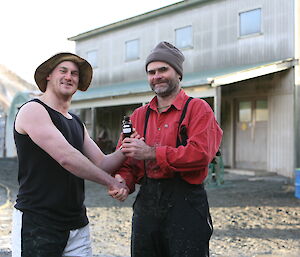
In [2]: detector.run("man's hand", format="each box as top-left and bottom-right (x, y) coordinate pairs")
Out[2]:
(107, 174), (129, 201)
(121, 128), (144, 141)
(120, 138), (155, 160)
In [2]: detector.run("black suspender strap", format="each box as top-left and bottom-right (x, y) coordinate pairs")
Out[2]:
(143, 97), (193, 141)
(176, 97), (193, 147)
(178, 97), (193, 125)
(143, 106), (151, 140)
(143, 106), (151, 179)
(143, 97), (194, 178)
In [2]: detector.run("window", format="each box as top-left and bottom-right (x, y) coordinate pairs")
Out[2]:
(255, 100), (268, 121)
(239, 101), (252, 122)
(239, 8), (261, 37)
(238, 100), (268, 123)
(125, 39), (139, 61)
(175, 25), (193, 49)
(86, 50), (97, 68)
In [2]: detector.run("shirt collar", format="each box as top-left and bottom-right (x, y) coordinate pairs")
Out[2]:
(149, 89), (188, 111)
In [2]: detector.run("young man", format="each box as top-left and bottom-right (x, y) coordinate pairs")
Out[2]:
(12, 53), (129, 257)
(117, 42), (223, 257)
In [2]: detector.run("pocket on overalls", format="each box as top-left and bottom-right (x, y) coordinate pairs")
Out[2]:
(186, 186), (213, 238)
(132, 189), (141, 211)
(187, 187), (209, 217)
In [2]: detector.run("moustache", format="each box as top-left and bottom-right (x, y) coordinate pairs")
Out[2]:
(151, 78), (169, 85)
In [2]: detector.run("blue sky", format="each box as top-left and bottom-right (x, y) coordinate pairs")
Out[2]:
(0, 0), (179, 84)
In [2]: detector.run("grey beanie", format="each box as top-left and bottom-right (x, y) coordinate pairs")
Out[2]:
(145, 41), (185, 80)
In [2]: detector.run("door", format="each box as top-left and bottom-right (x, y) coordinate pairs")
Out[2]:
(235, 99), (268, 170)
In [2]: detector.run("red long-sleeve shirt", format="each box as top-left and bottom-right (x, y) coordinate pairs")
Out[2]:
(118, 90), (223, 193)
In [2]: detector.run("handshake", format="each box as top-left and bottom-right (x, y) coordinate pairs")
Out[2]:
(107, 174), (129, 202)
(106, 127), (147, 202)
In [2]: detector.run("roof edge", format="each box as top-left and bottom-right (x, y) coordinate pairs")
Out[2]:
(68, 0), (211, 41)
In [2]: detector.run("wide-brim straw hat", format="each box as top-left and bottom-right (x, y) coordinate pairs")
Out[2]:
(34, 52), (93, 92)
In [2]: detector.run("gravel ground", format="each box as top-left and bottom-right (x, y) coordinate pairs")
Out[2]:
(0, 158), (299, 257)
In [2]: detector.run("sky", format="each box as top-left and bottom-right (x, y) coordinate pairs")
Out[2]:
(0, 0), (180, 84)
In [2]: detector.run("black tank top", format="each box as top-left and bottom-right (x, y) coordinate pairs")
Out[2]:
(14, 99), (88, 230)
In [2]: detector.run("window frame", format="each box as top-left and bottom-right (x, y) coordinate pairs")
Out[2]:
(255, 99), (268, 122)
(86, 50), (98, 68)
(175, 25), (193, 49)
(238, 100), (252, 123)
(238, 8), (263, 38)
(125, 39), (140, 62)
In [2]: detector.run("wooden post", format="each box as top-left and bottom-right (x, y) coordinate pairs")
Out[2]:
(91, 107), (96, 141)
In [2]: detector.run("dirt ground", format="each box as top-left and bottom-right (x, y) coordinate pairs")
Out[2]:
(0, 158), (299, 257)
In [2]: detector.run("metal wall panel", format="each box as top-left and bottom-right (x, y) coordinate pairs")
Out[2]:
(221, 69), (294, 177)
(70, 0), (296, 177)
(268, 93), (294, 177)
(73, 0), (295, 88)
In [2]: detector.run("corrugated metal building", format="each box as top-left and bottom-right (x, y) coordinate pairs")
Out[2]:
(7, 0), (299, 178)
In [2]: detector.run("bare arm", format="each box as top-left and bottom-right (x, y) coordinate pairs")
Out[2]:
(83, 127), (144, 173)
(82, 127), (126, 174)
(15, 102), (126, 193)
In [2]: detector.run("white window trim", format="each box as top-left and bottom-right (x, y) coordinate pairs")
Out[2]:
(125, 39), (140, 62)
(238, 7), (263, 39)
(86, 50), (98, 68)
(175, 25), (193, 49)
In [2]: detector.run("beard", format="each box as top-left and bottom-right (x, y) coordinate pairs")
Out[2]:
(150, 77), (180, 97)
